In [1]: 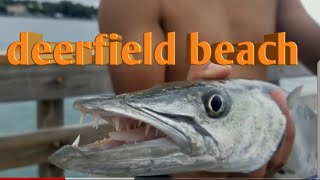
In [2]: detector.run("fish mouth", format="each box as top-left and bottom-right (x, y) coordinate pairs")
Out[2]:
(73, 97), (190, 152)
(49, 96), (194, 176)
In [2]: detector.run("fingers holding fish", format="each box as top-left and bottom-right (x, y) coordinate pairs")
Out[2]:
(187, 63), (232, 80)
(228, 165), (267, 179)
(264, 89), (296, 178)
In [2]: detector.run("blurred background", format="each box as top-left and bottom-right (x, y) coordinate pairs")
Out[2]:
(0, 0), (104, 177)
(0, 0), (318, 177)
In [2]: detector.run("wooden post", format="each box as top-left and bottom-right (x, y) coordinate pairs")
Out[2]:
(37, 99), (64, 177)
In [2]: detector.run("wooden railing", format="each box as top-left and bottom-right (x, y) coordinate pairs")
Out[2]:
(0, 55), (113, 177)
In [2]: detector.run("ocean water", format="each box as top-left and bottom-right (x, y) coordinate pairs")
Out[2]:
(0, 16), (103, 177)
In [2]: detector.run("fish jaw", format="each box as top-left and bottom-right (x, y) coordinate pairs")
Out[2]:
(73, 96), (194, 153)
(49, 94), (217, 176)
(48, 139), (186, 177)
(49, 140), (221, 177)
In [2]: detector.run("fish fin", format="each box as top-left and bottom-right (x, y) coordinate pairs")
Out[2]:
(286, 85), (303, 110)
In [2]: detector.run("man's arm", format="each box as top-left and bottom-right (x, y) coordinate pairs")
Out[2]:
(98, 0), (166, 94)
(277, 0), (320, 74)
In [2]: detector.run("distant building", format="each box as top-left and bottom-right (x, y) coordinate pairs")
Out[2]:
(6, 4), (28, 16)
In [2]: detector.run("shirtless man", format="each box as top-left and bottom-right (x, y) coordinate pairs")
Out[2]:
(98, 0), (320, 178)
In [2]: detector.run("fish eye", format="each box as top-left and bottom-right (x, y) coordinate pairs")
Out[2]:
(207, 94), (225, 116)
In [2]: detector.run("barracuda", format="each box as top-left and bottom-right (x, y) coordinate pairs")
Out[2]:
(48, 79), (317, 178)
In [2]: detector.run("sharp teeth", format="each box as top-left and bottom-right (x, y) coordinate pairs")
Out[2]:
(145, 124), (150, 136)
(79, 113), (86, 124)
(156, 129), (159, 136)
(93, 113), (100, 129)
(115, 119), (120, 131)
(72, 135), (80, 147)
(138, 121), (142, 127)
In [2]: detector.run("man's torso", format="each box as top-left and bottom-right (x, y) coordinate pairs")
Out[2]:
(161, 0), (279, 81)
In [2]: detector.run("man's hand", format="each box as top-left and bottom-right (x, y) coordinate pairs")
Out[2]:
(182, 63), (295, 179)
(187, 63), (232, 81)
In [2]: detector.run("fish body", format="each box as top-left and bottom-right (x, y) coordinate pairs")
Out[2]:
(49, 79), (317, 178)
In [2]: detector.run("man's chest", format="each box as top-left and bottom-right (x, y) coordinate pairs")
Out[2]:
(161, 0), (278, 42)
(161, 0), (278, 81)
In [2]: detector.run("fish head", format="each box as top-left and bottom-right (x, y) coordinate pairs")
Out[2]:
(49, 80), (286, 176)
